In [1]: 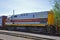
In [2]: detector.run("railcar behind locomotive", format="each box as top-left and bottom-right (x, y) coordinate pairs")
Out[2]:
(0, 11), (60, 34)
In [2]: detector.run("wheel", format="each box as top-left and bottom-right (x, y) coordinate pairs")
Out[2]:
(16, 26), (27, 32)
(5, 26), (15, 31)
(49, 25), (56, 35)
(28, 26), (46, 34)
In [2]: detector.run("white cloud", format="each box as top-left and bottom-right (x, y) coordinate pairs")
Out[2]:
(0, 0), (53, 16)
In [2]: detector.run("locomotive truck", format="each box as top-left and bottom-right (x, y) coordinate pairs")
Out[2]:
(0, 11), (60, 35)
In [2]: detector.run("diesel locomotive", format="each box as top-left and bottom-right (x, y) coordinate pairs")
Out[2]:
(0, 11), (60, 35)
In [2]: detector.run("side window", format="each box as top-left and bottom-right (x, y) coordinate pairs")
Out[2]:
(14, 15), (17, 17)
(33, 14), (35, 18)
(0, 17), (1, 19)
(21, 14), (28, 16)
(21, 14), (23, 16)
(25, 14), (28, 16)
(21, 14), (25, 16)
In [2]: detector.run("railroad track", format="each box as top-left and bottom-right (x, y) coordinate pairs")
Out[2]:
(0, 30), (58, 40)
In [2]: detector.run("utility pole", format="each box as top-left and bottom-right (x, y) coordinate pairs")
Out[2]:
(13, 10), (15, 24)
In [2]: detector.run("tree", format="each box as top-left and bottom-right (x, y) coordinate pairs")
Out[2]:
(52, 0), (60, 26)
(53, 0), (60, 33)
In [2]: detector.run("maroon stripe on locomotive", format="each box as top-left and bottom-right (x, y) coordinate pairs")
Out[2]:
(6, 18), (48, 22)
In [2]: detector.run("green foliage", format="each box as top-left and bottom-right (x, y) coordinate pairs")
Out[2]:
(53, 0), (60, 25)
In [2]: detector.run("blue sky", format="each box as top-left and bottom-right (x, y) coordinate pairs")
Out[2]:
(56, 0), (60, 4)
(0, 0), (53, 16)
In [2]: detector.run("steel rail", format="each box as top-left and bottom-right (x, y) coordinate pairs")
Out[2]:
(0, 31), (54, 40)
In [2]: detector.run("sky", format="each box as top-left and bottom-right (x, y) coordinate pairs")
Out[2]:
(0, 0), (53, 16)
(56, 0), (60, 4)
